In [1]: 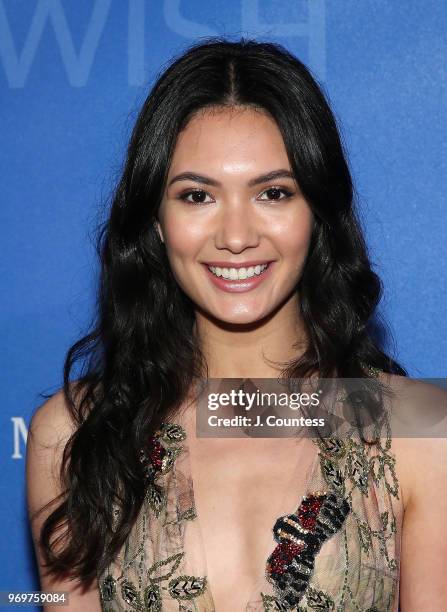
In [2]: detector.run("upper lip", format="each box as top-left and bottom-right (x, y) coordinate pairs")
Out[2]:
(203, 260), (273, 269)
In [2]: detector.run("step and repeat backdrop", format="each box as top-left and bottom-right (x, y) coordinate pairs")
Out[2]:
(1, 0), (445, 606)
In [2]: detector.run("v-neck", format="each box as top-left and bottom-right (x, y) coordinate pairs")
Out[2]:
(173, 410), (324, 610)
(99, 367), (402, 611)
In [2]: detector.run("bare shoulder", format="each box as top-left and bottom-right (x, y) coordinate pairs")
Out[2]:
(27, 385), (81, 503)
(377, 373), (447, 512)
(378, 375), (447, 605)
(26, 383), (102, 610)
(28, 385), (79, 450)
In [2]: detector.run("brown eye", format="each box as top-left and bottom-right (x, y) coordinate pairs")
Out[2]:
(258, 187), (293, 201)
(178, 189), (213, 205)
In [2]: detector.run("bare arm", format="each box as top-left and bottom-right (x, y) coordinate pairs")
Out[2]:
(25, 389), (102, 611)
(399, 436), (447, 610)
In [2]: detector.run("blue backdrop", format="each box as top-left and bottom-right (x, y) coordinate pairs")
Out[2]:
(1, 0), (446, 605)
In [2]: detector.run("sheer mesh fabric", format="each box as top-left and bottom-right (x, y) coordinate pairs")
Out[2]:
(98, 380), (402, 611)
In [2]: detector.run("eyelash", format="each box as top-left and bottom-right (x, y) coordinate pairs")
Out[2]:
(177, 186), (294, 205)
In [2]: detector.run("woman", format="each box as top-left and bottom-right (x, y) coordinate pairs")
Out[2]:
(26, 38), (447, 611)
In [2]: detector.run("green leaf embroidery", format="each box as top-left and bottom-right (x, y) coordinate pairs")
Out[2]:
(388, 557), (398, 571)
(120, 579), (143, 610)
(168, 575), (208, 600)
(161, 446), (184, 474)
(179, 506), (197, 521)
(160, 422), (187, 443)
(315, 437), (346, 459)
(347, 450), (369, 495)
(99, 574), (116, 602)
(382, 456), (400, 498)
(320, 456), (345, 493)
(261, 593), (289, 611)
(144, 584), (162, 611)
(369, 454), (382, 484)
(390, 515), (397, 534)
(357, 519), (373, 553)
(146, 483), (167, 517)
(147, 551), (184, 583)
(306, 585), (335, 609)
(305, 370), (400, 611)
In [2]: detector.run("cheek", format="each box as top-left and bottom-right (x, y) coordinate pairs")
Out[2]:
(272, 211), (314, 263)
(163, 215), (205, 258)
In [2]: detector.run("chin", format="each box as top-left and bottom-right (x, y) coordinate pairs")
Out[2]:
(210, 308), (269, 326)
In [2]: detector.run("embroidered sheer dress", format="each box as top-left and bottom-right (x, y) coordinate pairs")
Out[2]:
(97, 376), (403, 611)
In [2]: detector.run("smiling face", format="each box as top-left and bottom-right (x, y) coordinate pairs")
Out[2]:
(156, 106), (314, 326)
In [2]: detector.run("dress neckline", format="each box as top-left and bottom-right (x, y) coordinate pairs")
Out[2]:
(143, 417), (350, 610)
(139, 368), (387, 609)
(100, 367), (403, 611)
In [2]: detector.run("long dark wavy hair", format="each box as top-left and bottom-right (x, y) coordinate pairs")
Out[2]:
(34, 36), (407, 588)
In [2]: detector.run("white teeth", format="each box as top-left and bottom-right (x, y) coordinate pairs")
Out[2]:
(207, 263), (269, 280)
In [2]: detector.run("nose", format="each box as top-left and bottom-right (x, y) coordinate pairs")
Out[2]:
(214, 198), (261, 253)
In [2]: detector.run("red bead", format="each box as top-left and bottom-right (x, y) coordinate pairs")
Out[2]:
(297, 493), (326, 531)
(147, 436), (166, 470)
(299, 515), (317, 530)
(266, 542), (304, 576)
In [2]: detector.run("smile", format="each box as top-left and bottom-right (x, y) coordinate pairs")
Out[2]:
(202, 261), (274, 293)
(207, 263), (269, 280)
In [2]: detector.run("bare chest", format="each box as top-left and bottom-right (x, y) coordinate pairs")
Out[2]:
(185, 435), (315, 609)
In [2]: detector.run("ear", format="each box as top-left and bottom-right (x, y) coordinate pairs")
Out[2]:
(154, 220), (164, 244)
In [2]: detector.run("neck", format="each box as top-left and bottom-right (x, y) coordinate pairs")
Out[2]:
(194, 293), (308, 379)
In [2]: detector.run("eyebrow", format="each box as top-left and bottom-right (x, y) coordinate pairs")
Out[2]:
(167, 169), (296, 188)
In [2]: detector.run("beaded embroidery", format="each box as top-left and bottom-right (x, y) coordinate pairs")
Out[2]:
(98, 422), (211, 611)
(138, 422), (186, 518)
(98, 367), (401, 611)
(261, 367), (401, 611)
(263, 491), (351, 609)
(99, 551), (209, 611)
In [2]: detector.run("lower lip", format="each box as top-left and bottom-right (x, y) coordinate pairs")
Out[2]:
(202, 263), (274, 293)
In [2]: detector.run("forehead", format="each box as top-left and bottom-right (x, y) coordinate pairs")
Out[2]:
(168, 106), (290, 177)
